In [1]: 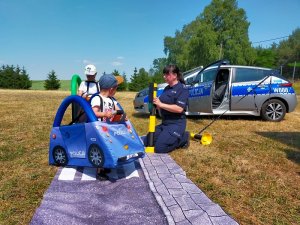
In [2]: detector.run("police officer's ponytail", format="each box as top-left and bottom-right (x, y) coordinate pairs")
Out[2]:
(163, 64), (185, 84)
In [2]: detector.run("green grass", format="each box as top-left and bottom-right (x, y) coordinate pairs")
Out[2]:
(30, 80), (71, 91)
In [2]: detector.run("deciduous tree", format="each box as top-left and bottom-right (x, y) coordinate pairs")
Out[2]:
(163, 0), (255, 70)
(128, 67), (150, 91)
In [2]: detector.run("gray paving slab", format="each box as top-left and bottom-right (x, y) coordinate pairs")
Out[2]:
(140, 153), (239, 225)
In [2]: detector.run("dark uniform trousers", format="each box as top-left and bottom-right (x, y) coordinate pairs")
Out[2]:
(144, 117), (189, 153)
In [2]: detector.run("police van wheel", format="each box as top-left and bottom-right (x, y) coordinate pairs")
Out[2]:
(88, 144), (104, 167)
(53, 146), (68, 166)
(261, 99), (286, 122)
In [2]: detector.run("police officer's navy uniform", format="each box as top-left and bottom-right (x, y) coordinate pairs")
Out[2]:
(144, 82), (189, 153)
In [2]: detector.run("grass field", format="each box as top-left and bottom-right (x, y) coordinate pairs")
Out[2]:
(31, 80), (71, 91)
(0, 89), (299, 225)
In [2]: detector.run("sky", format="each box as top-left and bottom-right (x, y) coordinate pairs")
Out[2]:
(1, 0), (299, 80)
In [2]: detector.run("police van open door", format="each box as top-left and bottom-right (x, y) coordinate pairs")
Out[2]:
(187, 60), (229, 114)
(188, 68), (216, 113)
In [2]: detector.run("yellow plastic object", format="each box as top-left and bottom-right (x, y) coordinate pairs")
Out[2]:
(148, 115), (156, 132)
(200, 132), (212, 145)
(190, 132), (212, 145)
(190, 132), (196, 138)
(145, 146), (155, 153)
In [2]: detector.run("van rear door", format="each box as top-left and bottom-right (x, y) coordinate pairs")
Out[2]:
(230, 68), (271, 111)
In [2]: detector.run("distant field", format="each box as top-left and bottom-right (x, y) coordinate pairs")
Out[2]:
(31, 80), (71, 91)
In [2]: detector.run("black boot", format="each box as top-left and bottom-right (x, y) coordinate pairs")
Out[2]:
(178, 131), (190, 149)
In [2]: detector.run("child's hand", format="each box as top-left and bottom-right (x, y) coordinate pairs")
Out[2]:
(105, 111), (113, 118)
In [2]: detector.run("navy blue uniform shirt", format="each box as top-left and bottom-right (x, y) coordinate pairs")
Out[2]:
(159, 82), (189, 119)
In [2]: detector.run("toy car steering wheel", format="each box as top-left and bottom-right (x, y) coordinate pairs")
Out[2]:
(111, 110), (126, 122)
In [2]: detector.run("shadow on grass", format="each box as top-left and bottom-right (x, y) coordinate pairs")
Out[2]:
(133, 113), (261, 121)
(187, 114), (259, 121)
(256, 131), (300, 165)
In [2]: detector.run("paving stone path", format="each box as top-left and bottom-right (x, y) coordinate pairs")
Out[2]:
(31, 153), (239, 224)
(140, 153), (239, 225)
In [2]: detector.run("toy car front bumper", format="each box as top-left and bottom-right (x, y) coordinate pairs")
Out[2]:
(118, 152), (144, 163)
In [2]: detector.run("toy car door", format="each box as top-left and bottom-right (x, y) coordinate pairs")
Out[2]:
(59, 123), (87, 159)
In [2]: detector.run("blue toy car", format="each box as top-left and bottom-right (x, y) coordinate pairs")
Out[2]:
(49, 95), (145, 168)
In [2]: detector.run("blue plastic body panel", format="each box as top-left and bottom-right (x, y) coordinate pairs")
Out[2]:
(49, 95), (145, 168)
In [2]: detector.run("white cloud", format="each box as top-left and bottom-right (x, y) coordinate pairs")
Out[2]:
(117, 56), (124, 60)
(111, 61), (123, 66)
(83, 59), (97, 65)
(0, 60), (5, 64)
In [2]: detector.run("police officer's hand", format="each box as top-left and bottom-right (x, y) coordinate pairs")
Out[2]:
(153, 97), (162, 109)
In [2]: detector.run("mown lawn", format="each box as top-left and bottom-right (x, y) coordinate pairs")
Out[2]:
(0, 89), (299, 225)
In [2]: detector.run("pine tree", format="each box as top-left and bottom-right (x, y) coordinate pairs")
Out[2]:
(128, 67), (150, 91)
(44, 70), (61, 90)
(0, 64), (31, 89)
(128, 67), (139, 91)
(19, 67), (32, 89)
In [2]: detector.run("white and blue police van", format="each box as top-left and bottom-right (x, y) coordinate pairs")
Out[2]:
(133, 60), (298, 122)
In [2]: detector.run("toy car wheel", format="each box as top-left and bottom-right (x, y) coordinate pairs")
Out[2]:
(88, 144), (104, 167)
(261, 99), (286, 122)
(53, 146), (68, 166)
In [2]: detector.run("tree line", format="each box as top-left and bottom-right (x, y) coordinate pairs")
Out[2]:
(129, 0), (299, 90)
(0, 65), (32, 89)
(1, 0), (299, 91)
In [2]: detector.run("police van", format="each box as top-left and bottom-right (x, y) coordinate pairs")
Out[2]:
(133, 60), (298, 122)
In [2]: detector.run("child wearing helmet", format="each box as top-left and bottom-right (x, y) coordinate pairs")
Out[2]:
(77, 64), (100, 100)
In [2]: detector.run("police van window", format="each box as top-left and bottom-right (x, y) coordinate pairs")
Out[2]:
(194, 73), (201, 84)
(186, 77), (194, 85)
(137, 89), (148, 97)
(233, 68), (267, 83)
(203, 69), (217, 82)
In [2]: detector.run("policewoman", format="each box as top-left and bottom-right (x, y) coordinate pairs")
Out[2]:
(144, 65), (190, 153)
